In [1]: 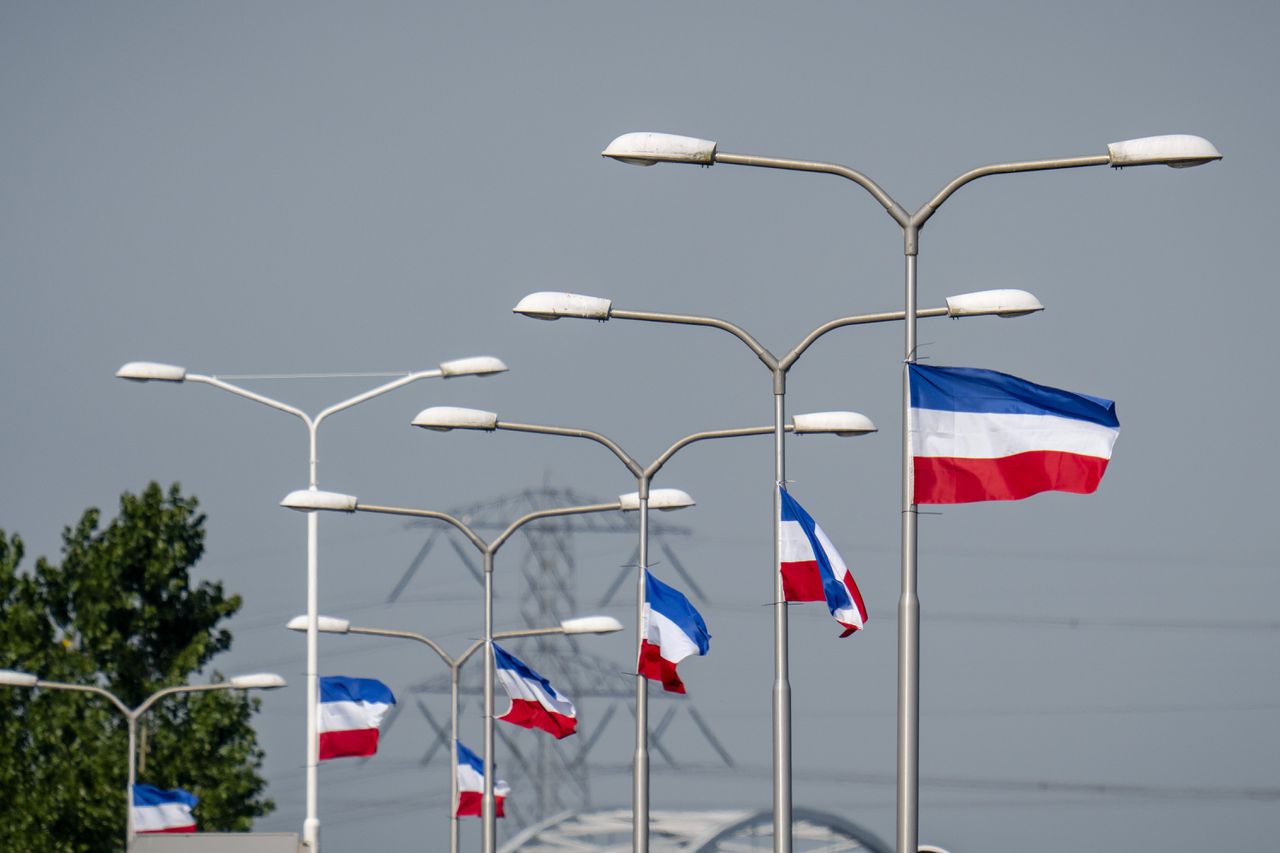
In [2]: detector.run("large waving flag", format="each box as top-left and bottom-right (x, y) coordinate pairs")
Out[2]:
(494, 644), (577, 738)
(455, 740), (510, 818)
(132, 783), (197, 834)
(778, 487), (868, 637)
(318, 675), (396, 760)
(909, 364), (1120, 504)
(639, 570), (710, 694)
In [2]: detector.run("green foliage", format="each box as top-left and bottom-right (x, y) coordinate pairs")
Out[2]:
(0, 483), (272, 851)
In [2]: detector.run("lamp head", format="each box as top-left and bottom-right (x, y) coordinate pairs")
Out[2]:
(280, 489), (358, 513)
(792, 411), (877, 437)
(115, 361), (187, 382)
(286, 615), (352, 634)
(620, 488), (696, 511)
(512, 292), (612, 321)
(228, 673), (286, 690)
(602, 132), (718, 167)
(945, 289), (1044, 319)
(0, 669), (38, 687)
(1107, 134), (1221, 169)
(438, 356), (508, 378)
(411, 406), (499, 432)
(560, 615), (624, 635)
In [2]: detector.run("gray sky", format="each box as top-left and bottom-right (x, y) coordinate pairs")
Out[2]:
(3, 2), (1277, 850)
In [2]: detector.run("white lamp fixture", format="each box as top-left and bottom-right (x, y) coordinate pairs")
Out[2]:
(512, 292), (613, 321)
(620, 488), (695, 512)
(602, 132), (718, 167)
(115, 362), (188, 382)
(945, 289), (1044, 318)
(280, 489), (358, 513)
(1107, 134), (1222, 168)
(228, 673), (287, 690)
(0, 669), (38, 687)
(438, 356), (509, 378)
(792, 411), (877, 437)
(412, 406), (499, 432)
(560, 615), (625, 635)
(287, 615), (352, 634)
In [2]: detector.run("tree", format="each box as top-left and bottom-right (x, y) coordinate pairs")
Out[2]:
(0, 483), (273, 851)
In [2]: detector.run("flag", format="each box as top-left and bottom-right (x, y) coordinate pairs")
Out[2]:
(318, 675), (396, 760)
(909, 364), (1120, 504)
(132, 783), (197, 834)
(493, 644), (577, 738)
(638, 570), (710, 694)
(455, 740), (510, 818)
(778, 486), (868, 637)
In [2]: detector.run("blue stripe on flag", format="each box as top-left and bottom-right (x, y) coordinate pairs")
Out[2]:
(645, 571), (711, 655)
(133, 783), (198, 808)
(456, 740), (483, 772)
(909, 364), (1118, 427)
(319, 675), (396, 706)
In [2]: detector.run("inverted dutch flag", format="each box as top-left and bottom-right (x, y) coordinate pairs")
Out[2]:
(778, 487), (868, 637)
(318, 675), (396, 760)
(132, 783), (197, 834)
(493, 644), (577, 739)
(909, 364), (1120, 504)
(638, 570), (710, 694)
(455, 740), (510, 818)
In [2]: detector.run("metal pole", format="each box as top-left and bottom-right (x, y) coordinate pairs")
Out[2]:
(898, 238), (920, 853)
(304, 421), (321, 851)
(451, 664), (460, 853)
(633, 479), (650, 852)
(126, 713), (138, 848)
(772, 386), (791, 853)
(482, 550), (496, 853)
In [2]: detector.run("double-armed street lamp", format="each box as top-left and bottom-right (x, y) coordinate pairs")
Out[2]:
(510, 287), (1041, 851)
(0, 669), (285, 846)
(280, 487), (652, 853)
(286, 613), (622, 853)
(116, 355), (506, 851)
(408, 407), (874, 852)
(600, 129), (1222, 853)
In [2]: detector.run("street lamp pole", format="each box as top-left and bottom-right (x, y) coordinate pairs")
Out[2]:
(281, 490), (626, 853)
(512, 290), (1038, 851)
(116, 356), (506, 851)
(285, 614), (621, 853)
(601, 129), (1221, 853)
(0, 670), (285, 848)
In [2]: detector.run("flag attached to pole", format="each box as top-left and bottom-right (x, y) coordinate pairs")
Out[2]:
(909, 364), (1120, 504)
(493, 644), (577, 738)
(132, 783), (198, 834)
(638, 570), (710, 694)
(318, 675), (396, 760)
(778, 486), (868, 637)
(455, 740), (510, 818)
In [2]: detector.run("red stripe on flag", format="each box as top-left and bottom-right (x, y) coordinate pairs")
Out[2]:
(638, 640), (686, 694)
(456, 791), (505, 818)
(498, 699), (577, 739)
(913, 451), (1110, 504)
(318, 728), (380, 760)
(780, 559), (825, 601)
(138, 825), (196, 834)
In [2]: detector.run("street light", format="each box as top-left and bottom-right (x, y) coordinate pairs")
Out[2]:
(117, 355), (506, 852)
(602, 128), (1220, 853)
(282, 489), (629, 853)
(0, 670), (284, 845)
(410, 408), (863, 852)
(512, 288), (1036, 851)
(286, 613), (621, 853)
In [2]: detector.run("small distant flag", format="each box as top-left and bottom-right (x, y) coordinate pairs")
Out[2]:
(909, 364), (1120, 504)
(318, 675), (396, 760)
(131, 783), (197, 834)
(778, 487), (868, 637)
(493, 644), (577, 739)
(455, 740), (510, 818)
(638, 570), (710, 694)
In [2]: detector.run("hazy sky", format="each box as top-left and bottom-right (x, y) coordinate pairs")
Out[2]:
(3, 2), (1277, 850)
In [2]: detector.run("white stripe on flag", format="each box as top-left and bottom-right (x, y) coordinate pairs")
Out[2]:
(778, 518), (816, 563)
(132, 803), (194, 832)
(643, 604), (701, 663)
(318, 699), (389, 734)
(910, 409), (1119, 460)
(495, 670), (574, 718)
